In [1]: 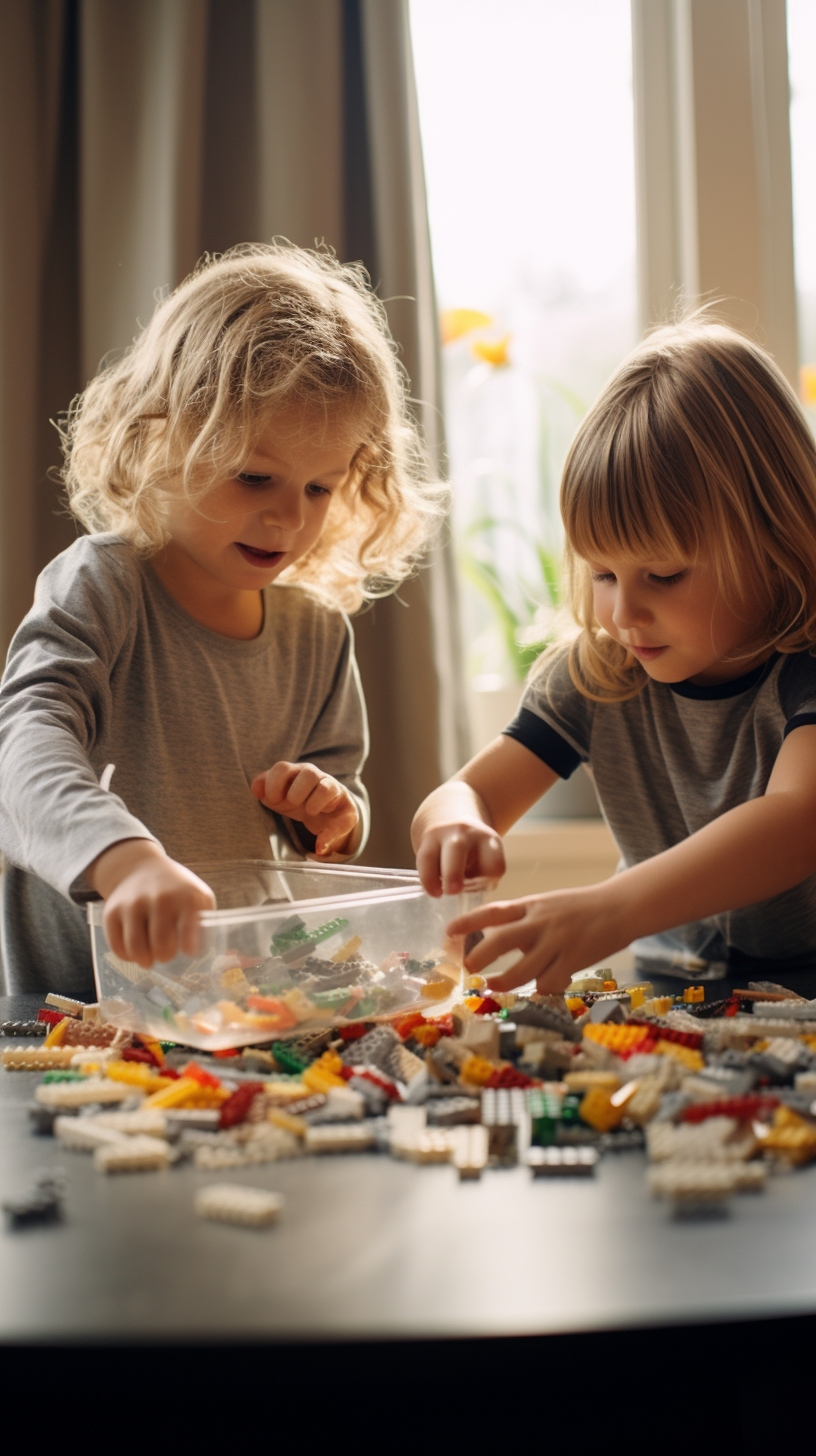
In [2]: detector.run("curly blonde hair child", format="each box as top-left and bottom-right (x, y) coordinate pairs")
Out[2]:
(61, 241), (445, 611)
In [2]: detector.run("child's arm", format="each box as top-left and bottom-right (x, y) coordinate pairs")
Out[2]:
(251, 762), (362, 857)
(411, 735), (560, 894)
(447, 724), (816, 992)
(85, 839), (216, 969)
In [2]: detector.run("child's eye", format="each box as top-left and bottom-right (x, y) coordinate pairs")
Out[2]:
(236, 472), (271, 487)
(591, 572), (615, 583)
(649, 571), (686, 585)
(307, 483), (332, 497)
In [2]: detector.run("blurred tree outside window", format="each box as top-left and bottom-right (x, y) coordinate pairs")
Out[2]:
(789, 0), (816, 427)
(409, 0), (637, 755)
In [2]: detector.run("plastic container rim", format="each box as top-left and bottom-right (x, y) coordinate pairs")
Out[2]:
(86, 858), (487, 929)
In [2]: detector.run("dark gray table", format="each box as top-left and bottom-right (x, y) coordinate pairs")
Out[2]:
(3, 992), (816, 1343)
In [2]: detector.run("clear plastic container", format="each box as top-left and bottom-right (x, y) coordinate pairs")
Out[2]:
(87, 860), (483, 1050)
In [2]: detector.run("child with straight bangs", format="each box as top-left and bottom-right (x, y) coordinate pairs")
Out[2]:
(413, 320), (816, 998)
(0, 242), (443, 998)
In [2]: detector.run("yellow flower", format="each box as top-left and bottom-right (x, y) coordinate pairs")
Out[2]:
(440, 308), (492, 345)
(800, 364), (816, 406)
(471, 334), (511, 367)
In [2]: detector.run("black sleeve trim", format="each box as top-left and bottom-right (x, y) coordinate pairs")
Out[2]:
(502, 707), (583, 778)
(783, 713), (816, 738)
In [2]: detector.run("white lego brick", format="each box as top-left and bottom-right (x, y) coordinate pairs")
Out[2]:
(195, 1184), (285, 1227)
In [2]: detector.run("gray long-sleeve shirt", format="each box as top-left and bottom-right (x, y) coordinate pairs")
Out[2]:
(0, 534), (370, 996)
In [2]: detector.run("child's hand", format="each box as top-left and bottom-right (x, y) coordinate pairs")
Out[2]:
(446, 882), (625, 994)
(251, 761), (360, 856)
(85, 839), (216, 969)
(415, 819), (506, 897)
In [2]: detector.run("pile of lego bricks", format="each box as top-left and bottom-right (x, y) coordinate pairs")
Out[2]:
(4, 973), (816, 1226)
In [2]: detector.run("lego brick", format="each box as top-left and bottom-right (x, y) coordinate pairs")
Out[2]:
(92, 1109), (170, 1138)
(1, 1019), (48, 1037)
(648, 1160), (738, 1204)
(193, 1124), (300, 1167)
(307, 1086), (365, 1123)
(195, 1184), (285, 1227)
(646, 1116), (756, 1163)
(304, 1122), (377, 1153)
(3, 1168), (68, 1226)
(527, 1146), (598, 1176)
(425, 1096), (481, 1126)
(94, 1136), (173, 1172)
(452, 1124), (489, 1179)
(45, 993), (86, 1016)
(34, 1076), (133, 1108)
(462, 1017), (500, 1059)
(2, 1045), (79, 1071)
(390, 1129), (454, 1164)
(54, 1116), (130, 1151)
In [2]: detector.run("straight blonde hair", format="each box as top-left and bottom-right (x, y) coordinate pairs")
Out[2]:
(60, 242), (446, 611)
(548, 319), (816, 701)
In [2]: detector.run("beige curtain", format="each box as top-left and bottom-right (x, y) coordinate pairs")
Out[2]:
(0, 0), (468, 868)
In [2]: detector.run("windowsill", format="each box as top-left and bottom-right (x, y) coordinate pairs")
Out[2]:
(504, 816), (619, 887)
(497, 817), (634, 978)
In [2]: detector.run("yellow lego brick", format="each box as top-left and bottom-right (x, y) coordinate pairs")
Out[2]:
(626, 983), (653, 1010)
(43, 1017), (70, 1047)
(421, 979), (454, 1001)
(302, 1052), (347, 1093)
(757, 1106), (816, 1165)
(583, 1024), (647, 1053)
(141, 1076), (208, 1110)
(459, 1053), (497, 1087)
(268, 1108), (308, 1137)
(683, 985), (705, 1004)
(579, 1086), (625, 1133)
(564, 1070), (621, 1093)
(641, 996), (674, 1017)
(106, 1060), (174, 1092)
(565, 997), (586, 1014)
(220, 964), (247, 989)
(331, 936), (362, 964)
(653, 1039), (704, 1071)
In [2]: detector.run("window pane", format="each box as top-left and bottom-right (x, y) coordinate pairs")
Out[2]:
(789, 0), (816, 427)
(410, 0), (637, 703)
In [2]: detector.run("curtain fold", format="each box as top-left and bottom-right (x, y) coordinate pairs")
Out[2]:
(0, 0), (467, 868)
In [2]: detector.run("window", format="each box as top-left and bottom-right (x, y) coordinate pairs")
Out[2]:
(410, 0), (637, 780)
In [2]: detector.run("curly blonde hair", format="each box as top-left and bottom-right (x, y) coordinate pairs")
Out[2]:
(542, 318), (816, 702)
(60, 242), (446, 611)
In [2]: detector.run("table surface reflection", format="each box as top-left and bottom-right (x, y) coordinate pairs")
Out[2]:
(2, 993), (815, 1343)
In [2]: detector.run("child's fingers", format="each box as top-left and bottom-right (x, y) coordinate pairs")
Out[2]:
(477, 833), (506, 883)
(119, 908), (153, 970)
(463, 920), (533, 975)
(439, 832), (471, 895)
(251, 761), (298, 807)
(416, 839), (443, 897)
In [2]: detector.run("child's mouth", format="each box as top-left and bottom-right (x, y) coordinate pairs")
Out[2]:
(630, 643), (668, 661)
(236, 544), (285, 569)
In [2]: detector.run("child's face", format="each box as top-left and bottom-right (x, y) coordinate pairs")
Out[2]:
(586, 551), (771, 685)
(163, 406), (360, 597)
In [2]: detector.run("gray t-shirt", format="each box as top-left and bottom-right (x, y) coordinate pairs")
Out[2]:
(505, 646), (816, 965)
(0, 534), (370, 996)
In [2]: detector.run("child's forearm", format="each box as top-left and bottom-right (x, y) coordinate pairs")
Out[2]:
(603, 792), (816, 947)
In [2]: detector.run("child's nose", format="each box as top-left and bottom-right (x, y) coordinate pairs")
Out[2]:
(613, 588), (651, 630)
(262, 486), (305, 532)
